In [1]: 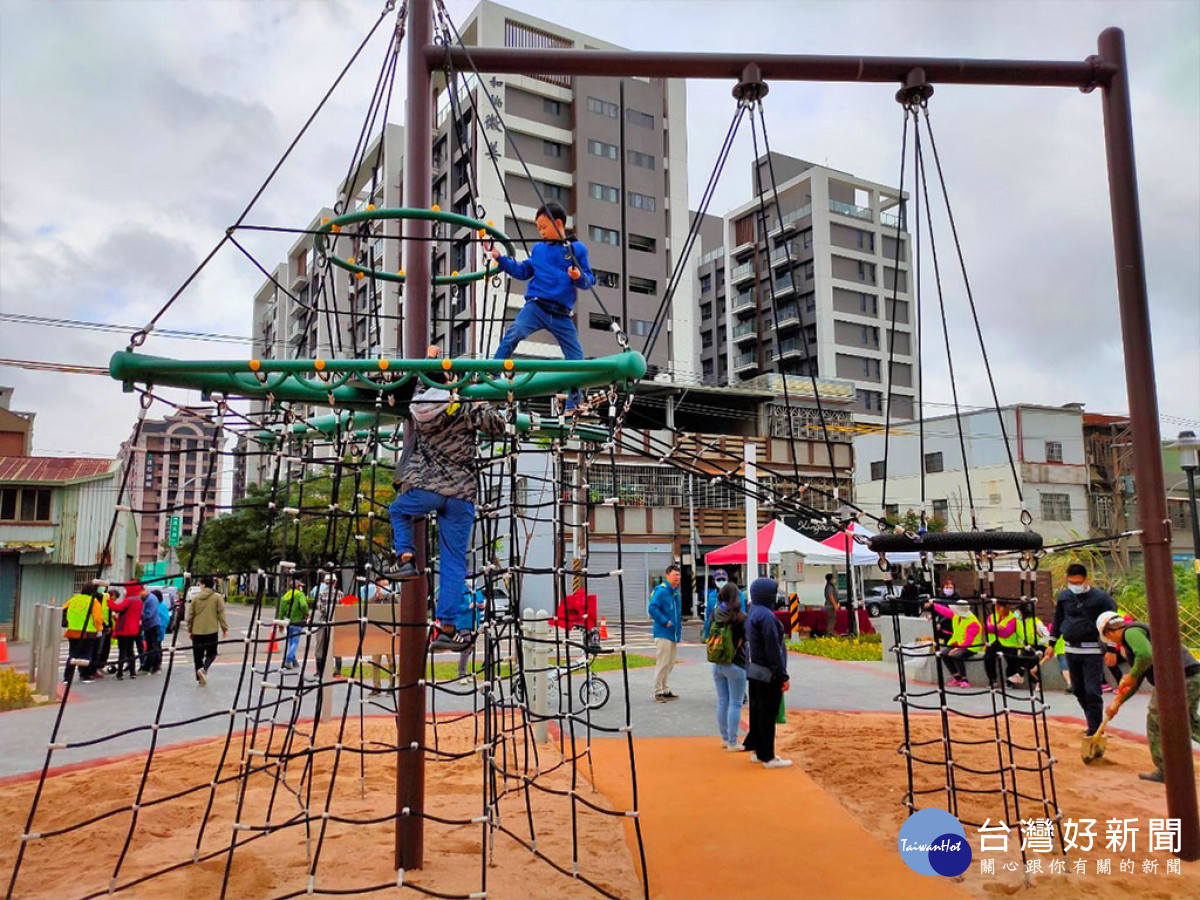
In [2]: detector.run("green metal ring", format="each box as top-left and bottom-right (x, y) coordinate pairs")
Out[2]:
(314, 207), (515, 286)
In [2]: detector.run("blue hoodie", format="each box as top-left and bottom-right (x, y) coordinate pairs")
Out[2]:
(746, 578), (788, 682)
(495, 240), (595, 310)
(157, 594), (172, 639)
(141, 591), (160, 631)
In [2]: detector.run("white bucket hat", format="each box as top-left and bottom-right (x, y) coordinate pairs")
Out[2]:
(1096, 610), (1125, 636)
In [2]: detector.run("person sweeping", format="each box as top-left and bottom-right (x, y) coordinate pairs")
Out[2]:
(1098, 610), (1200, 783)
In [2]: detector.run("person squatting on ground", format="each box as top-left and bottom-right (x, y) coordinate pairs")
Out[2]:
(1099, 611), (1200, 784)
(108, 584), (144, 680)
(742, 578), (792, 768)
(187, 575), (228, 686)
(822, 573), (839, 636)
(702, 569), (743, 640)
(648, 563), (682, 702)
(926, 599), (983, 687)
(279, 585), (311, 670)
(489, 202), (594, 410)
(386, 350), (507, 652)
(1043, 563), (1116, 736)
(62, 583), (105, 683)
(982, 599), (1045, 689)
(707, 582), (748, 750)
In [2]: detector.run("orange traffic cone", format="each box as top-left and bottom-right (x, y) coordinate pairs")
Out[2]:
(0, 632), (8, 663)
(598, 617), (608, 640)
(267, 626), (280, 654)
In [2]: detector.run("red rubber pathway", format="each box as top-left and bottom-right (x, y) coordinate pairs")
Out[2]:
(589, 736), (970, 900)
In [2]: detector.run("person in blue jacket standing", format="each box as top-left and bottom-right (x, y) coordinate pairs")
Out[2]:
(489, 202), (594, 409)
(648, 563), (683, 702)
(702, 569), (744, 640)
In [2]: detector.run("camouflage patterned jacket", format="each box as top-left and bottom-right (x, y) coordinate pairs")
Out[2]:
(393, 401), (507, 502)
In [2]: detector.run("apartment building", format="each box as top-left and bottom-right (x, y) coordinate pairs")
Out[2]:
(695, 152), (916, 424)
(124, 411), (222, 565)
(853, 404), (1090, 544)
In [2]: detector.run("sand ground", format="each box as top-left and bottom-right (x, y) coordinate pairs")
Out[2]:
(1, 716), (640, 900)
(778, 710), (1199, 899)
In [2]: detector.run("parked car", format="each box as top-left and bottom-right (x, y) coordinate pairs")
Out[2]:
(865, 586), (927, 618)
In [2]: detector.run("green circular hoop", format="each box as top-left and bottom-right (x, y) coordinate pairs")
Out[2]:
(313, 207), (516, 286)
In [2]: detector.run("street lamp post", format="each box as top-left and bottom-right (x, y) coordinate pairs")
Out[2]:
(1172, 431), (1200, 601)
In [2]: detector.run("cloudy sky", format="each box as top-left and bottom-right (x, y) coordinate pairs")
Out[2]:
(1, 0), (1197, 462)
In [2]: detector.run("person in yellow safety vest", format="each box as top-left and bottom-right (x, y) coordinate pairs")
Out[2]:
(928, 600), (983, 688)
(1102, 605), (1135, 695)
(62, 584), (105, 684)
(86, 587), (116, 679)
(982, 601), (1048, 690)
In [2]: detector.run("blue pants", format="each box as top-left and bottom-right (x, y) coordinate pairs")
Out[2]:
(389, 487), (474, 626)
(494, 300), (584, 408)
(285, 624), (303, 665)
(712, 663), (748, 744)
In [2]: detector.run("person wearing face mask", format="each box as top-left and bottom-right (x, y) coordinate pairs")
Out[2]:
(926, 579), (959, 644)
(702, 569), (744, 640)
(1042, 563), (1116, 736)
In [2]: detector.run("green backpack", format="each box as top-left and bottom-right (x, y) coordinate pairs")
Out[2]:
(706, 621), (737, 665)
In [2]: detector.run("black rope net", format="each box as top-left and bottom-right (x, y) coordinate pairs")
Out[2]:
(6, 386), (651, 900)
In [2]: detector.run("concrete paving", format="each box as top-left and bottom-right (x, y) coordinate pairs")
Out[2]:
(0, 611), (1157, 780)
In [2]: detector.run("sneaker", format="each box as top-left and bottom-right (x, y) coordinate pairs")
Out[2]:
(1007, 674), (1025, 686)
(662, 692), (679, 701)
(725, 742), (744, 752)
(430, 628), (473, 652)
(1101, 683), (1113, 693)
(763, 757), (794, 769)
(383, 558), (420, 581)
(1062, 686), (1074, 694)
(369, 689), (383, 697)
(197, 669), (207, 686)
(1138, 771), (1165, 784)
(654, 694), (668, 703)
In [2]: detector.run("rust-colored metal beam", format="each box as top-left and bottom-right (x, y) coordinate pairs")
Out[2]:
(1098, 26), (1199, 861)
(396, 0), (432, 873)
(428, 45), (1115, 89)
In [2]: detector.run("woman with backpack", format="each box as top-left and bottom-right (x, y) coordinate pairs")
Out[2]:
(708, 582), (748, 751)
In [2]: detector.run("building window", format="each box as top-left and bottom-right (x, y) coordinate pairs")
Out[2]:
(593, 269), (620, 289)
(800, 228), (814, 249)
(700, 302), (713, 320)
(628, 191), (656, 211)
(543, 98), (563, 116)
(587, 96), (618, 118)
(861, 358), (881, 379)
(587, 139), (618, 160)
(0, 487), (52, 522)
(626, 108), (654, 129)
(860, 293), (878, 316)
(801, 261), (814, 281)
(627, 149), (656, 170)
(629, 276), (657, 295)
(931, 499), (949, 522)
(1040, 492), (1072, 522)
(703, 359), (714, 377)
(540, 182), (564, 202)
(543, 140), (565, 158)
(857, 230), (875, 252)
(589, 182), (619, 203)
(802, 292), (816, 313)
(589, 225), (620, 245)
(700, 274), (712, 294)
(1045, 440), (1063, 463)
(870, 460), (886, 481)
(924, 451), (944, 474)
(858, 389), (883, 413)
(628, 233), (656, 253)
(858, 261), (876, 283)
(631, 319), (653, 337)
(701, 330), (713, 349)
(589, 312), (619, 331)
(861, 325), (879, 347)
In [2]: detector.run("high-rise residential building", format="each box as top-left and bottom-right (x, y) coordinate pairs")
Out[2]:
(695, 152), (915, 424)
(244, 1), (693, 495)
(124, 411), (221, 565)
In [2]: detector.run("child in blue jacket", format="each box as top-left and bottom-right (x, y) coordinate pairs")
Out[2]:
(489, 202), (594, 406)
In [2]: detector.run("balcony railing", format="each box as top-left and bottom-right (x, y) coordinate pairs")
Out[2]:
(880, 210), (903, 230)
(774, 204), (812, 232)
(730, 261), (756, 283)
(698, 246), (725, 266)
(773, 305), (799, 328)
(829, 199), (873, 222)
(732, 321), (758, 342)
(775, 337), (805, 359)
(771, 277), (796, 296)
(734, 350), (759, 370)
(731, 291), (756, 313)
